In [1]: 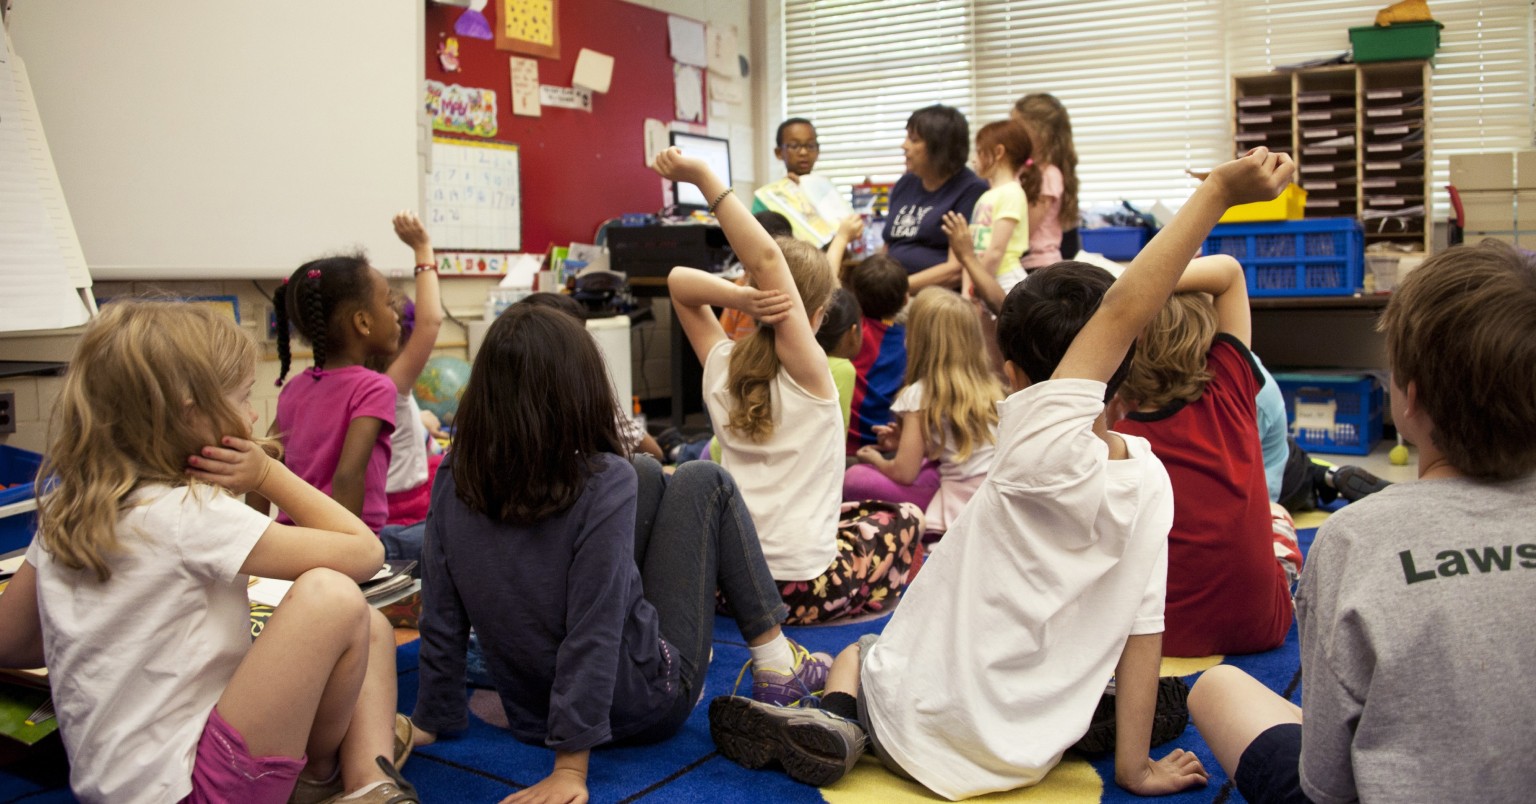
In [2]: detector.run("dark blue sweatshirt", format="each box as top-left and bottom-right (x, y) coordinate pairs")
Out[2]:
(412, 453), (681, 751)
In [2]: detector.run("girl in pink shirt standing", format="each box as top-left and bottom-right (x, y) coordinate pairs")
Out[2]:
(1012, 93), (1080, 271)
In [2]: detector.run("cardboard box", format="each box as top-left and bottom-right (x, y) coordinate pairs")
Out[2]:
(1450, 152), (1514, 191)
(1517, 150), (1536, 190)
(1457, 189), (1515, 231)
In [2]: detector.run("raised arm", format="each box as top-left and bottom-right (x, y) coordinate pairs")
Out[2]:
(942, 212), (1008, 314)
(826, 214), (864, 277)
(1173, 255), (1251, 347)
(654, 149), (834, 399)
(386, 211), (444, 395)
(667, 267), (791, 367)
(1054, 148), (1292, 385)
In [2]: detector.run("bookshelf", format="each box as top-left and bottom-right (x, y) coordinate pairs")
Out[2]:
(1233, 60), (1432, 253)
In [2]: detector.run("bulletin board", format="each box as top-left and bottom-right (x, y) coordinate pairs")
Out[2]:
(427, 137), (521, 251)
(425, 0), (683, 253)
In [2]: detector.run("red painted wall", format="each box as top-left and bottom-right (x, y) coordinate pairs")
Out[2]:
(425, 0), (683, 252)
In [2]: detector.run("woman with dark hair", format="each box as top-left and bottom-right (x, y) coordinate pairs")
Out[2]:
(883, 104), (989, 291)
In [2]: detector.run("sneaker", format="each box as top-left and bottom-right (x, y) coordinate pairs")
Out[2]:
(1329, 465), (1392, 503)
(751, 640), (832, 707)
(288, 717), (414, 804)
(1070, 676), (1190, 756)
(337, 756), (419, 803)
(709, 695), (867, 787)
(392, 714), (414, 770)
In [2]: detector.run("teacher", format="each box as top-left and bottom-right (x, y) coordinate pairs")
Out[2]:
(883, 104), (989, 292)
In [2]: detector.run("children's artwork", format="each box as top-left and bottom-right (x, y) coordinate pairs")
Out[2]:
(438, 36), (461, 72)
(426, 137), (521, 251)
(571, 48), (614, 94)
(496, 0), (560, 60)
(454, 0), (493, 40)
(673, 64), (703, 123)
(509, 57), (540, 117)
(539, 84), (591, 112)
(708, 72), (742, 104)
(667, 15), (707, 67)
(642, 118), (668, 167)
(425, 81), (498, 138)
(705, 23), (739, 77)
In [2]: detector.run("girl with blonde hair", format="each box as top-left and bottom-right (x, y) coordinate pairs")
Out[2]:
(0, 301), (414, 803)
(658, 149), (924, 628)
(847, 287), (1006, 536)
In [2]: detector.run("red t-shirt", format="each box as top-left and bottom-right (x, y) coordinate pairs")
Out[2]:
(1115, 334), (1291, 657)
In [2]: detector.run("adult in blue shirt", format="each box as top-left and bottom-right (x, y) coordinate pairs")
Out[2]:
(883, 104), (989, 292)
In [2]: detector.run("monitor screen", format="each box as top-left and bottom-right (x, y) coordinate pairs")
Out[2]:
(669, 132), (732, 209)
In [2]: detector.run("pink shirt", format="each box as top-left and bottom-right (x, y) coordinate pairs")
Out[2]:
(275, 365), (396, 531)
(1018, 164), (1064, 270)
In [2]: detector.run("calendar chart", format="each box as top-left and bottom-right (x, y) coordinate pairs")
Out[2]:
(427, 137), (521, 251)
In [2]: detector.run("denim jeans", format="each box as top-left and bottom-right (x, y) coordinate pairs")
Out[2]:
(629, 456), (787, 713)
(378, 520), (425, 565)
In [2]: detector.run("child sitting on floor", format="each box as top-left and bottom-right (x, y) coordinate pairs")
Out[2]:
(1190, 239), (1536, 803)
(845, 287), (1005, 537)
(658, 149), (924, 626)
(410, 304), (828, 803)
(0, 302), (414, 803)
(844, 254), (912, 455)
(1113, 255), (1302, 658)
(706, 147), (1294, 799)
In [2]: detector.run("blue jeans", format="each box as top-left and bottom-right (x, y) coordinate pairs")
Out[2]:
(378, 521), (425, 566)
(627, 455), (787, 735)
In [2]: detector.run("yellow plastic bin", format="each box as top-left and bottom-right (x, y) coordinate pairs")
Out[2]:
(1219, 184), (1307, 223)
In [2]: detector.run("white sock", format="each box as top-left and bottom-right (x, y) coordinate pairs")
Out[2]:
(749, 634), (795, 672)
(341, 781), (389, 800)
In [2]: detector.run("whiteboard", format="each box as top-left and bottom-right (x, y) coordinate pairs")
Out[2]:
(9, 2), (424, 280)
(427, 137), (521, 251)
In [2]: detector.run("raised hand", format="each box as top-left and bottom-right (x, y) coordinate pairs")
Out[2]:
(837, 214), (865, 241)
(1204, 147), (1296, 209)
(941, 211), (973, 255)
(392, 210), (431, 251)
(651, 147), (711, 187)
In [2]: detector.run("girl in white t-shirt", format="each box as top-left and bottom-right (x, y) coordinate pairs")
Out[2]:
(656, 149), (924, 626)
(848, 288), (1005, 536)
(0, 302), (415, 804)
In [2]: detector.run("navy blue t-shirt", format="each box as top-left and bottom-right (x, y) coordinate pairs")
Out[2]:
(883, 168), (989, 273)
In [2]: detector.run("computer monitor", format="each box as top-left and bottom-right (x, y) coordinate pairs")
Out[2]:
(668, 131), (732, 210)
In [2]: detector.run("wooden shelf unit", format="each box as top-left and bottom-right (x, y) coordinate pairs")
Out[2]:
(1233, 60), (1432, 252)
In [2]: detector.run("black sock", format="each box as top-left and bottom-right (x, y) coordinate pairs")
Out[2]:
(821, 692), (859, 722)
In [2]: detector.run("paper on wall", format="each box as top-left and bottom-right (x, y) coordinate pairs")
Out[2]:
(706, 23), (739, 77)
(708, 72), (742, 104)
(729, 123), (756, 183)
(540, 84), (592, 111)
(667, 16), (707, 67)
(643, 118), (670, 166)
(572, 48), (614, 94)
(673, 64), (703, 123)
(510, 56), (541, 117)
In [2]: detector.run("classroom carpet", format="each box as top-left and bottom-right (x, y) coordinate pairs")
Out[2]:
(0, 509), (1335, 803)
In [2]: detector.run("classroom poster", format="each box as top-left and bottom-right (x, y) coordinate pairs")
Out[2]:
(497, 0), (560, 59)
(510, 57), (540, 116)
(426, 137), (520, 251)
(424, 80), (498, 138)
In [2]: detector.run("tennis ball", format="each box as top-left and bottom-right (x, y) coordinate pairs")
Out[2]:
(1389, 444), (1410, 466)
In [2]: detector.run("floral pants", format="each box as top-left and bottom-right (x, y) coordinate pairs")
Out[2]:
(777, 500), (924, 625)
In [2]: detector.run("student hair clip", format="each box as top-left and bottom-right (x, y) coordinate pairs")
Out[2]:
(307, 269), (322, 279)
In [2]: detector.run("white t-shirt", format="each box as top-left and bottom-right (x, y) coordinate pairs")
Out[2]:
(28, 484), (271, 803)
(861, 379), (1172, 799)
(890, 380), (997, 482)
(702, 339), (842, 581)
(386, 391), (430, 494)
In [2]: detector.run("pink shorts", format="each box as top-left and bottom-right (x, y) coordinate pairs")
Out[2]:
(180, 706), (306, 804)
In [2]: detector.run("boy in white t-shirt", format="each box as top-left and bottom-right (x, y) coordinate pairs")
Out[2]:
(707, 148), (1295, 799)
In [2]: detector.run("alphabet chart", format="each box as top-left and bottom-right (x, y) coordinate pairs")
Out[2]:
(426, 137), (521, 251)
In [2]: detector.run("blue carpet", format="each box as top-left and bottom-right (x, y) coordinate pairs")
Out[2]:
(0, 520), (1329, 802)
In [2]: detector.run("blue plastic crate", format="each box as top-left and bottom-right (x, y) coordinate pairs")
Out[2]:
(1274, 372), (1383, 456)
(0, 445), (43, 554)
(1204, 218), (1364, 297)
(1081, 226), (1153, 261)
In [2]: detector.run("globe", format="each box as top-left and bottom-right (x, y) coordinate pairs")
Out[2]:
(414, 355), (472, 425)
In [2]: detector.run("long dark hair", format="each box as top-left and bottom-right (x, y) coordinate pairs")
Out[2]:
(451, 304), (625, 524)
(273, 253), (374, 384)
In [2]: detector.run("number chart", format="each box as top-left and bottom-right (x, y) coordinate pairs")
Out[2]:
(426, 137), (521, 251)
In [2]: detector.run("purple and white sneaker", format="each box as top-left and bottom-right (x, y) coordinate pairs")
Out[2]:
(751, 640), (832, 707)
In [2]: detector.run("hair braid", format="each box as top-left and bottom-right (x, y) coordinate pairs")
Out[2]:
(273, 281), (293, 385)
(304, 270), (328, 374)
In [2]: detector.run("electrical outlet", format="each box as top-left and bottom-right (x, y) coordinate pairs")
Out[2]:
(0, 391), (15, 435)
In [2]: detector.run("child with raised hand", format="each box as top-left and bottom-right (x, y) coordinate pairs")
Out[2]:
(939, 120), (1037, 313)
(409, 304), (823, 803)
(0, 301), (414, 803)
(266, 243), (409, 556)
(1113, 255), (1302, 657)
(376, 212), (444, 539)
(845, 286), (1005, 536)
(707, 148), (1293, 799)
(657, 148), (924, 626)
(1190, 240), (1536, 803)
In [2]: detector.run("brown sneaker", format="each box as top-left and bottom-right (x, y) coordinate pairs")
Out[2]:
(392, 714), (414, 769)
(287, 771), (343, 804)
(343, 756), (419, 803)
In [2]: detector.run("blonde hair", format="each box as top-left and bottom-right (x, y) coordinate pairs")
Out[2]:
(904, 288), (1005, 462)
(1118, 293), (1218, 410)
(38, 301), (262, 581)
(726, 237), (836, 442)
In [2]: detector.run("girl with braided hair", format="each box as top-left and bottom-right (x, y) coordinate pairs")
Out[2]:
(265, 236), (404, 550)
